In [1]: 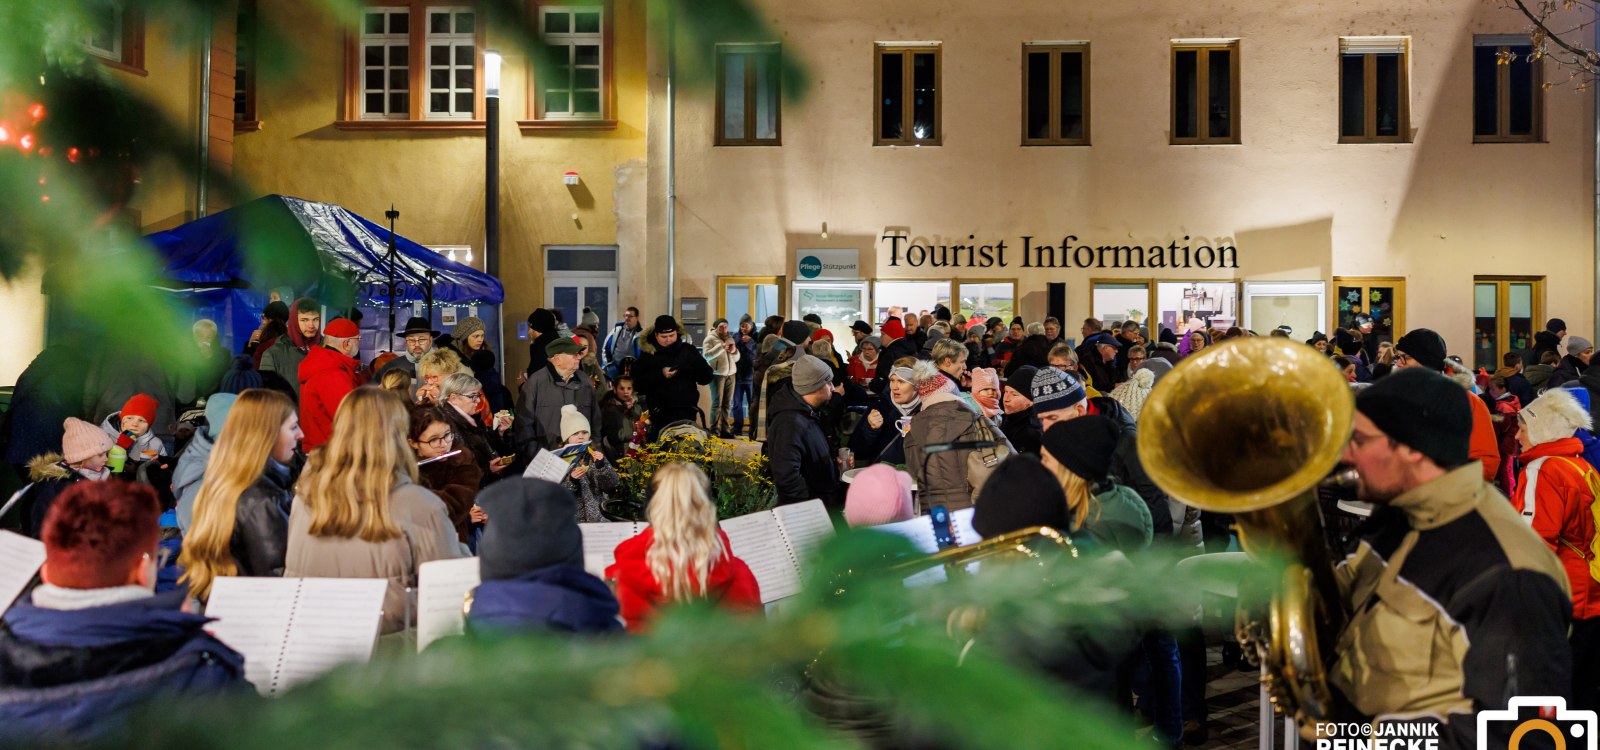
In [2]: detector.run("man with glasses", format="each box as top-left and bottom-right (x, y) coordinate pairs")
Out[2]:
(514, 336), (601, 459)
(1331, 367), (1570, 748)
(1392, 328), (1499, 481)
(603, 306), (643, 381)
(377, 316), (438, 381)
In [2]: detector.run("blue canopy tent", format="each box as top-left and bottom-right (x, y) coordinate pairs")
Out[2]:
(136, 194), (504, 356)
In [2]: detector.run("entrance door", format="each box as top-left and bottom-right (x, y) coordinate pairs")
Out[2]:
(1473, 277), (1543, 370)
(1332, 277), (1405, 358)
(793, 281), (869, 345)
(545, 246), (619, 333)
(718, 276), (785, 328)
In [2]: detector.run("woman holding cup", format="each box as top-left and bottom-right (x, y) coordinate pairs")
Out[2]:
(847, 357), (922, 467)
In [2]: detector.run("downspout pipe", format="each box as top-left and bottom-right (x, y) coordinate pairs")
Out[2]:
(196, 16), (212, 218)
(665, 2), (677, 317)
(1593, 21), (1599, 341)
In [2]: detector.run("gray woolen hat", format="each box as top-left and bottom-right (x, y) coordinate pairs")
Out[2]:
(476, 478), (585, 580)
(790, 354), (833, 395)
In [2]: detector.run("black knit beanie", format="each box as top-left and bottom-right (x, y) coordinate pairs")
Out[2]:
(476, 478), (585, 580)
(1394, 328), (1447, 371)
(1354, 368), (1472, 469)
(1549, 318), (1568, 334)
(1040, 415), (1120, 485)
(528, 308), (558, 334)
(1005, 366), (1039, 399)
(972, 455), (1071, 538)
(263, 300), (290, 324)
(780, 320), (812, 346)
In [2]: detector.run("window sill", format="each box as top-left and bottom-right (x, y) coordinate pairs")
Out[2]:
(334, 120), (486, 131)
(236, 120), (262, 133)
(1472, 137), (1544, 144)
(715, 140), (783, 147)
(874, 141), (944, 148)
(1337, 138), (1410, 145)
(517, 119), (619, 131)
(92, 57), (147, 77)
(1022, 140), (1092, 147)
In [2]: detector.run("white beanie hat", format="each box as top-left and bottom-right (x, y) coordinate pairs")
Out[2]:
(560, 404), (591, 441)
(1520, 389), (1593, 447)
(1109, 368), (1155, 421)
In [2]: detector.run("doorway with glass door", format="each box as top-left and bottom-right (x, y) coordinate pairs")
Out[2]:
(1473, 277), (1543, 371)
(545, 245), (619, 339)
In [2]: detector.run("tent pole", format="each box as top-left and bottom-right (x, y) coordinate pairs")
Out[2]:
(386, 206), (400, 339)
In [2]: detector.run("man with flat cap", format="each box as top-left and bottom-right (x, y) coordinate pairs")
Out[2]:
(1332, 367), (1570, 749)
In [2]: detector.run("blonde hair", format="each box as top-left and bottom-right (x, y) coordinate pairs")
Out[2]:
(645, 463), (726, 602)
(180, 389), (295, 601)
(297, 387), (416, 542)
(418, 347), (468, 379)
(380, 368), (413, 394)
(1049, 461), (1099, 532)
(1376, 341), (1396, 365)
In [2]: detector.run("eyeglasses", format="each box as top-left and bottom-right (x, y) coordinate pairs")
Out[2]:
(1395, 352), (1412, 365)
(420, 432), (454, 448)
(1347, 431), (1393, 450)
(1129, 356), (1146, 363)
(455, 392), (483, 402)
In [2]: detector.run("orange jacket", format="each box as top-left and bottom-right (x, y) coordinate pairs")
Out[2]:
(1466, 390), (1500, 483)
(1512, 438), (1600, 620)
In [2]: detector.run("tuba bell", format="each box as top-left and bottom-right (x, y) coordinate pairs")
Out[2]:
(1135, 337), (1354, 724)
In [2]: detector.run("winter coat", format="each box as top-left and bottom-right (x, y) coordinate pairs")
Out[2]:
(0, 589), (246, 744)
(1579, 366), (1600, 431)
(1511, 438), (1600, 620)
(284, 478), (470, 634)
(3, 342), (89, 468)
(868, 337), (921, 394)
(98, 413), (167, 459)
(1088, 397), (1179, 541)
(904, 394), (986, 512)
(632, 331), (715, 424)
(702, 332), (741, 378)
(849, 391), (920, 467)
(735, 331), (758, 382)
(847, 355), (879, 389)
(417, 446), (483, 543)
(515, 365), (602, 455)
(1004, 335), (1052, 377)
(998, 408), (1043, 458)
(443, 403), (511, 487)
(1331, 464), (1572, 749)
(230, 460), (296, 578)
(1150, 342), (1182, 366)
(598, 393), (643, 461)
(1548, 354), (1588, 390)
(605, 528), (762, 633)
(1505, 372), (1537, 408)
(172, 425), (215, 532)
(19, 454), (94, 539)
(1533, 329), (1564, 363)
(296, 346), (362, 452)
(1464, 387), (1501, 483)
(83, 348), (176, 446)
(1525, 363), (1557, 393)
(1486, 394), (1522, 499)
(458, 345), (513, 414)
(258, 335), (312, 399)
(602, 323), (641, 373)
(1079, 483), (1154, 555)
(763, 383), (839, 505)
(466, 565), (624, 635)
(559, 446), (619, 523)
(525, 331), (559, 377)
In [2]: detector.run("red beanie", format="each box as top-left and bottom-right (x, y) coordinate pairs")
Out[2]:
(324, 317), (360, 338)
(120, 394), (157, 425)
(881, 318), (905, 340)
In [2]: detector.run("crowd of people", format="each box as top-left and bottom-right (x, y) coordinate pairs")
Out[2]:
(1, 294), (1596, 749)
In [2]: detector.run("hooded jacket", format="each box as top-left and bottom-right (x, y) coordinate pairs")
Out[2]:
(467, 565), (624, 634)
(172, 426), (215, 533)
(1548, 353), (1589, 391)
(632, 327), (715, 421)
(20, 453), (92, 539)
(297, 345), (362, 451)
(903, 393), (986, 512)
(605, 528), (762, 632)
(259, 329), (317, 399)
(1511, 437), (1600, 620)
(1330, 464), (1571, 747)
(0, 589), (246, 744)
(763, 383), (838, 505)
(1533, 329), (1564, 363)
(1087, 397), (1179, 541)
(98, 413), (166, 459)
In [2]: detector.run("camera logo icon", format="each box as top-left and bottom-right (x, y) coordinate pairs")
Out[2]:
(1478, 697), (1598, 749)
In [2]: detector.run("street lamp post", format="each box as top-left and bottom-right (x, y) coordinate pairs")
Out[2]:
(485, 50), (501, 281)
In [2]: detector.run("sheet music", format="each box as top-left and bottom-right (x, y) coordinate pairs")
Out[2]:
(950, 507), (982, 546)
(416, 558), (481, 652)
(874, 515), (940, 554)
(720, 513), (801, 602)
(0, 531), (44, 612)
(579, 522), (646, 578)
(868, 510), (983, 587)
(522, 449), (573, 484)
(205, 577), (386, 696)
(772, 500), (835, 559)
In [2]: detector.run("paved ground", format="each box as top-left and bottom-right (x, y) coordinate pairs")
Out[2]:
(1193, 645), (1267, 750)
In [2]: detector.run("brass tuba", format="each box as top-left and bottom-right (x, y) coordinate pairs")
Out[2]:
(1135, 337), (1354, 724)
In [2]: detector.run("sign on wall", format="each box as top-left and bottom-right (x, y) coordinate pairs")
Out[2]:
(795, 249), (860, 280)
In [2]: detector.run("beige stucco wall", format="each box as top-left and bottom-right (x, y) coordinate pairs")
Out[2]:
(233, 0), (649, 377)
(652, 0), (1595, 354)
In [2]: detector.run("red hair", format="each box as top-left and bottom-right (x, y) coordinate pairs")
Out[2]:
(42, 481), (161, 589)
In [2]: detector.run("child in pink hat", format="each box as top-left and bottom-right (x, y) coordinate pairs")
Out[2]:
(843, 463), (916, 528)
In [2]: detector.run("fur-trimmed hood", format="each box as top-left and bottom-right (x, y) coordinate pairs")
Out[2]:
(1522, 388), (1594, 446)
(26, 453), (69, 482)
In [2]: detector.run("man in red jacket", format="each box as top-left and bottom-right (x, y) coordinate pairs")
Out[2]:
(1394, 329), (1499, 482)
(297, 318), (363, 451)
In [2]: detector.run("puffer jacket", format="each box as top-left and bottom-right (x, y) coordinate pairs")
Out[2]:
(0, 589), (246, 744)
(1548, 354), (1589, 391)
(296, 345), (362, 452)
(230, 459), (296, 578)
(1331, 464), (1571, 748)
(19, 454), (93, 539)
(632, 328), (714, 423)
(466, 565), (624, 635)
(1511, 437), (1600, 620)
(1088, 397), (1179, 541)
(903, 393), (983, 512)
(172, 426), (215, 532)
(702, 332), (740, 378)
(763, 383), (838, 505)
(605, 528), (762, 633)
(98, 412), (166, 459)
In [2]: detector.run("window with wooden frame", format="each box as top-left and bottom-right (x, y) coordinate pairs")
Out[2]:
(1472, 35), (1542, 143)
(1472, 277), (1543, 371)
(1171, 40), (1239, 145)
(235, 0), (259, 131)
(716, 43), (781, 146)
(1022, 42), (1090, 146)
(83, 0), (146, 76)
(522, 1), (615, 129)
(875, 44), (941, 146)
(1339, 37), (1409, 143)
(340, 3), (486, 129)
